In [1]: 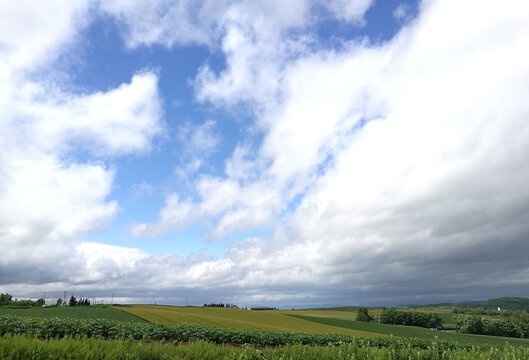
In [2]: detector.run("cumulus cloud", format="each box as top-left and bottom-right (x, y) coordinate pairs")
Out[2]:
(131, 0), (529, 305)
(0, 0), (92, 70)
(0, 1), (164, 295)
(3, 0), (529, 306)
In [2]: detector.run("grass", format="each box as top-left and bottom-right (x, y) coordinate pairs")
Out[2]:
(117, 305), (381, 337)
(0, 305), (145, 322)
(289, 315), (529, 347)
(2, 333), (529, 360)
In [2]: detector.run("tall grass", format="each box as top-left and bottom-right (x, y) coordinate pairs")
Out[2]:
(1, 334), (529, 359)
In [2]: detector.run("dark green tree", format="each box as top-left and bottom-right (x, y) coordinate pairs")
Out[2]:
(356, 307), (374, 322)
(69, 296), (77, 306)
(0, 293), (13, 305)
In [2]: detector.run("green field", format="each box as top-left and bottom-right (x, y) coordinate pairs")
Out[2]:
(290, 315), (529, 347)
(0, 305), (145, 322)
(117, 305), (381, 337)
(3, 333), (529, 360)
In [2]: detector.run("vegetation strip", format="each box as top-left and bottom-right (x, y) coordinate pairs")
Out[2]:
(0, 305), (146, 322)
(0, 315), (510, 351)
(2, 333), (529, 360)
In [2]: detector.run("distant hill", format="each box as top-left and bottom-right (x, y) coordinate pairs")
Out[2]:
(419, 297), (529, 311)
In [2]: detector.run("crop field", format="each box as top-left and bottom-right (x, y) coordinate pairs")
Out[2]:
(286, 307), (384, 318)
(290, 315), (529, 347)
(3, 333), (529, 360)
(0, 305), (145, 322)
(117, 305), (381, 337)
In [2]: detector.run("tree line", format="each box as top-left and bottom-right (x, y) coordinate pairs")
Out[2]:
(456, 314), (529, 338)
(202, 303), (237, 308)
(1, 293), (92, 307)
(66, 296), (90, 306)
(355, 307), (443, 329)
(0, 293), (45, 307)
(379, 309), (443, 328)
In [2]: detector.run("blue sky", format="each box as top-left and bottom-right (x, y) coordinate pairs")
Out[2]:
(81, 0), (418, 257)
(2, 0), (529, 307)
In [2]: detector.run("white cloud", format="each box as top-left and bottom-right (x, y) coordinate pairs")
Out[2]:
(131, 182), (154, 199)
(99, 0), (313, 49)
(393, 3), (411, 22)
(101, 0), (374, 108)
(0, 0), (92, 70)
(175, 120), (219, 178)
(322, 0), (374, 23)
(98, 0), (224, 48)
(0, 1), (164, 292)
(131, 0), (529, 305)
(8, 72), (163, 157)
(3, 0), (529, 306)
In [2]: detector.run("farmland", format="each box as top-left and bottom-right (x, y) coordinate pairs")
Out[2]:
(1, 316), (529, 359)
(118, 305), (529, 347)
(0, 305), (145, 322)
(290, 314), (529, 347)
(2, 303), (529, 359)
(117, 305), (379, 337)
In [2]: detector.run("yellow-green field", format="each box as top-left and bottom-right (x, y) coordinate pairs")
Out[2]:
(282, 308), (383, 319)
(117, 305), (383, 337)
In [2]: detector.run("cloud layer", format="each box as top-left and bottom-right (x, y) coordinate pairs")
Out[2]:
(2, 0), (529, 306)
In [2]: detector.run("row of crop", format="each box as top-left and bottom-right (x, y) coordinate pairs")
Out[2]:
(0, 315), (478, 351)
(1, 333), (529, 360)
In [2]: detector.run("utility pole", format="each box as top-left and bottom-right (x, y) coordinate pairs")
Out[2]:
(111, 293), (114, 305)
(63, 292), (67, 306)
(186, 296), (189, 306)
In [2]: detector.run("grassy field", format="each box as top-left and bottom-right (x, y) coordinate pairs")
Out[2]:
(290, 315), (529, 347)
(117, 305), (381, 337)
(4, 333), (529, 360)
(0, 305), (145, 322)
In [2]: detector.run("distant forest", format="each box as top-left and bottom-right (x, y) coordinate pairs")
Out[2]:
(417, 297), (529, 311)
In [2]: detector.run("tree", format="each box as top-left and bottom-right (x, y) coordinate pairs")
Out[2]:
(56, 298), (63, 306)
(0, 293), (13, 306)
(69, 296), (77, 306)
(356, 307), (374, 322)
(36, 298), (45, 306)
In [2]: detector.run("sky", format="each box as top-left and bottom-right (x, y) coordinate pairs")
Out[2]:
(1, 0), (529, 308)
